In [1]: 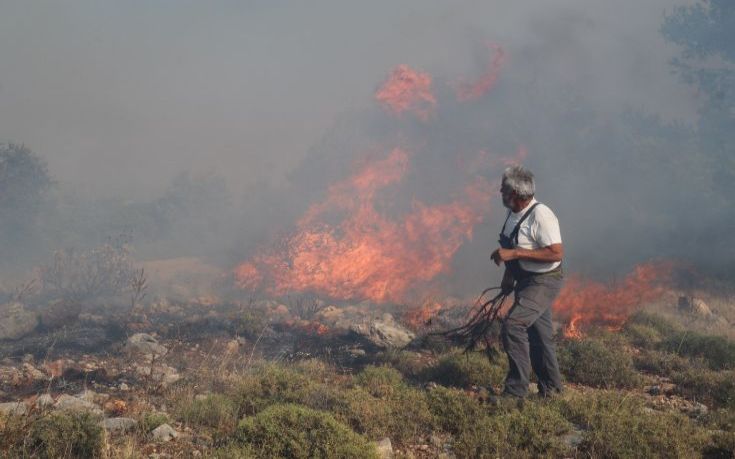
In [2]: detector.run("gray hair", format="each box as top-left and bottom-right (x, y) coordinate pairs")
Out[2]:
(502, 165), (535, 199)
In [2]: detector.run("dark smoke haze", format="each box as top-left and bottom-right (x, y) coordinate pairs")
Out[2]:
(2, 0), (733, 296)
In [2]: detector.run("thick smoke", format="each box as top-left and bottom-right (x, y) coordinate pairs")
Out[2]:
(1, 0), (731, 299)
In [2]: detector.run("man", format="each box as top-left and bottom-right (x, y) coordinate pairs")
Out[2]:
(490, 165), (564, 401)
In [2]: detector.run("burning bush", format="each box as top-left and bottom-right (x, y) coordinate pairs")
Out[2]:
(234, 404), (377, 459)
(557, 333), (640, 389)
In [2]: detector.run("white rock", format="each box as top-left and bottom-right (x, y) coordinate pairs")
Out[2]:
(101, 417), (138, 434)
(54, 394), (103, 415)
(126, 333), (168, 357)
(375, 437), (393, 459)
(151, 423), (178, 442)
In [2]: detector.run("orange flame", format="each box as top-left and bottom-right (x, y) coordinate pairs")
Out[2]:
(402, 299), (443, 330)
(456, 44), (507, 102)
(554, 261), (675, 338)
(375, 65), (437, 121)
(235, 147), (520, 304)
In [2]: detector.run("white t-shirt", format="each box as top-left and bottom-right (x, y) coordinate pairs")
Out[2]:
(501, 198), (562, 273)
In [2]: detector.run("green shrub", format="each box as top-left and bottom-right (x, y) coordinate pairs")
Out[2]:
(625, 311), (680, 340)
(139, 411), (169, 433)
(235, 404), (377, 459)
(623, 323), (664, 348)
(419, 351), (505, 388)
(177, 393), (238, 432)
(558, 336), (639, 388)
(25, 412), (105, 459)
(553, 390), (708, 458)
(671, 369), (735, 409)
(633, 349), (697, 376)
(233, 364), (317, 416)
(354, 365), (405, 398)
(333, 385), (434, 446)
(662, 331), (735, 370)
(426, 386), (571, 458)
(427, 386), (486, 435)
(374, 349), (430, 378)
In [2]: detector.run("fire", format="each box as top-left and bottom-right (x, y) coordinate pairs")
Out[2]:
(235, 148), (513, 304)
(375, 65), (437, 121)
(554, 261), (675, 338)
(403, 299), (443, 330)
(456, 44), (507, 102)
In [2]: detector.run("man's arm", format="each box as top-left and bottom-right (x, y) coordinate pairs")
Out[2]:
(492, 243), (563, 265)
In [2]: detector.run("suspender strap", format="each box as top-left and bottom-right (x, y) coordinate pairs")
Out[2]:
(502, 202), (542, 246)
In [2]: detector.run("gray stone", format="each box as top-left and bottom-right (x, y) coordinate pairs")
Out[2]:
(350, 314), (415, 349)
(0, 401), (28, 416)
(152, 423), (178, 442)
(151, 365), (181, 386)
(126, 333), (168, 357)
(54, 394), (103, 415)
(101, 417), (138, 434)
(0, 302), (38, 340)
(375, 437), (393, 459)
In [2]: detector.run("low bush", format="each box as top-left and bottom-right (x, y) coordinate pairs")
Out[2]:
(671, 369), (735, 409)
(176, 393), (238, 432)
(25, 411), (105, 459)
(235, 403), (377, 459)
(333, 385), (434, 446)
(557, 336), (640, 388)
(623, 322), (664, 348)
(139, 411), (169, 433)
(232, 364), (317, 416)
(427, 386), (486, 435)
(419, 350), (505, 388)
(553, 390), (709, 458)
(633, 349), (697, 377)
(662, 331), (735, 370)
(624, 311), (680, 341)
(354, 365), (404, 398)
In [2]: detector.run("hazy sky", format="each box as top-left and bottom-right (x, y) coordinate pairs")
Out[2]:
(0, 0), (696, 199)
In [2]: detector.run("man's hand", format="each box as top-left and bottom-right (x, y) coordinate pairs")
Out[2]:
(491, 248), (517, 266)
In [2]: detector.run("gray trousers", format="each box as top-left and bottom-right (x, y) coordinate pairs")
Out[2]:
(501, 272), (564, 398)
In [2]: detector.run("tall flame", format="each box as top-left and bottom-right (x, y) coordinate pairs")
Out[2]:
(375, 65), (437, 121)
(235, 148), (512, 304)
(553, 261), (675, 338)
(456, 44), (507, 102)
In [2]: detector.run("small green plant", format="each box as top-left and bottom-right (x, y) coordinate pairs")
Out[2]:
(233, 364), (317, 416)
(235, 404), (377, 459)
(354, 365), (405, 398)
(552, 390), (709, 458)
(662, 331), (735, 370)
(558, 335), (640, 388)
(671, 369), (735, 409)
(176, 393), (238, 432)
(25, 412), (105, 459)
(633, 349), (697, 377)
(419, 350), (505, 388)
(139, 411), (169, 433)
